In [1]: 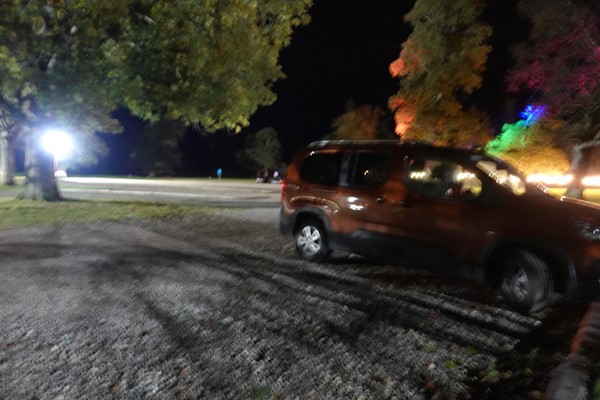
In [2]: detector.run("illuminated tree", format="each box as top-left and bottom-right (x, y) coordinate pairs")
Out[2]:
(485, 108), (570, 175)
(0, 0), (312, 199)
(508, 0), (600, 197)
(389, 0), (493, 147)
(327, 101), (386, 140)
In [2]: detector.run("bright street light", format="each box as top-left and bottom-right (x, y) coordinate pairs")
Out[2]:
(41, 129), (73, 160)
(40, 129), (73, 177)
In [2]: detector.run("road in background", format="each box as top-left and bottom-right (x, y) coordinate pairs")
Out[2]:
(56, 177), (281, 207)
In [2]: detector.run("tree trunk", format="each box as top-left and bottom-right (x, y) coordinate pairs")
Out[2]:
(20, 134), (61, 201)
(565, 130), (600, 199)
(565, 148), (587, 199)
(0, 131), (17, 185)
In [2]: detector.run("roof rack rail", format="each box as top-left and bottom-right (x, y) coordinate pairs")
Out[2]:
(308, 139), (402, 148)
(401, 140), (435, 146)
(307, 139), (435, 148)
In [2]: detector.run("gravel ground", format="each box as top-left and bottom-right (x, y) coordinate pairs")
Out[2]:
(0, 207), (590, 399)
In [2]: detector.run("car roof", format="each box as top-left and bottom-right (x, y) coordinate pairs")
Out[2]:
(306, 140), (482, 159)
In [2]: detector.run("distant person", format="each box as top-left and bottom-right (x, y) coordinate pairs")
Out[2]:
(217, 168), (222, 180)
(255, 169), (263, 183)
(273, 170), (279, 183)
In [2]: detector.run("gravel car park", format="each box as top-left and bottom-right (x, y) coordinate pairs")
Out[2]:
(0, 208), (592, 399)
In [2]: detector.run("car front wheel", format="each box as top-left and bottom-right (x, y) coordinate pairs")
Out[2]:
(500, 250), (554, 314)
(295, 219), (331, 262)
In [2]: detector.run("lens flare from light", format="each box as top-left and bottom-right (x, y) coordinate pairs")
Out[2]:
(41, 129), (73, 160)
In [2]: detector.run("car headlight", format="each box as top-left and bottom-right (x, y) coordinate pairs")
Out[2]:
(571, 219), (600, 241)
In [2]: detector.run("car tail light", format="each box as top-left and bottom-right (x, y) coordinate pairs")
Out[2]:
(280, 179), (287, 202)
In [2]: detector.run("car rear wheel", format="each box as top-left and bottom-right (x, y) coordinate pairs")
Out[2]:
(295, 219), (331, 262)
(500, 250), (554, 314)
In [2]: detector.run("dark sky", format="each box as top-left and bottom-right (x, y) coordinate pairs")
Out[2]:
(249, 1), (415, 157)
(79, 0), (527, 177)
(250, 0), (526, 156)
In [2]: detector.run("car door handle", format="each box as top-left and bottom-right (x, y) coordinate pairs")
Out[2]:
(376, 197), (410, 207)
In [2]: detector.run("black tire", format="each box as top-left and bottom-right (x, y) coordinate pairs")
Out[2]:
(295, 219), (331, 262)
(500, 250), (554, 314)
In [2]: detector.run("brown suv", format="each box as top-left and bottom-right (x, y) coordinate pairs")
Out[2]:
(279, 140), (600, 314)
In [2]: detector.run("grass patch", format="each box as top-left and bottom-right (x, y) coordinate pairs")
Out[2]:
(0, 198), (219, 231)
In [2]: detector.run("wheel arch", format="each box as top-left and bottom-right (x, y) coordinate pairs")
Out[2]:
(481, 239), (577, 297)
(291, 207), (332, 236)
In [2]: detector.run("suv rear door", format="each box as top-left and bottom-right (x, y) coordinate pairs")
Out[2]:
(333, 150), (407, 256)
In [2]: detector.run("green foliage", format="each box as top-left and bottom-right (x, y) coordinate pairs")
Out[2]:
(0, 0), (312, 131)
(443, 359), (462, 369)
(465, 346), (478, 356)
(480, 364), (502, 384)
(328, 102), (386, 140)
(0, 198), (217, 230)
(0, 0), (125, 173)
(389, 0), (492, 147)
(98, 0), (313, 132)
(485, 119), (570, 174)
(0, 0), (312, 198)
(251, 385), (273, 400)
(422, 343), (437, 353)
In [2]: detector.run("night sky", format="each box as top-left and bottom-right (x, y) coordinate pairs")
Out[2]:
(76, 0), (526, 177)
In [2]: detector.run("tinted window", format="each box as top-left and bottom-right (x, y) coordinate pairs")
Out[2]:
(347, 152), (391, 187)
(300, 153), (343, 186)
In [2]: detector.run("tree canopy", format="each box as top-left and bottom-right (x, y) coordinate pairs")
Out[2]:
(388, 0), (492, 147)
(506, 0), (600, 195)
(485, 117), (570, 175)
(241, 127), (282, 172)
(0, 0), (312, 198)
(327, 101), (386, 141)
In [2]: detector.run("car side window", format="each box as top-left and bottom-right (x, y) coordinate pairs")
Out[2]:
(404, 156), (482, 201)
(300, 153), (343, 186)
(346, 152), (391, 188)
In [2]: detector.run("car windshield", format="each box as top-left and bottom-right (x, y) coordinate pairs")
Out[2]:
(473, 157), (547, 196)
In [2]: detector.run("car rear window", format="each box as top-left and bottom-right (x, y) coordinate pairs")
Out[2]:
(346, 152), (391, 187)
(300, 153), (343, 186)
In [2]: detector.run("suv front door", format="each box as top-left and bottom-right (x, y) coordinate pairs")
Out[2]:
(387, 154), (493, 269)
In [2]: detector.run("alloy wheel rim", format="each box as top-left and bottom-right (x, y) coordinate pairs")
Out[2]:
(503, 266), (529, 301)
(298, 226), (321, 257)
